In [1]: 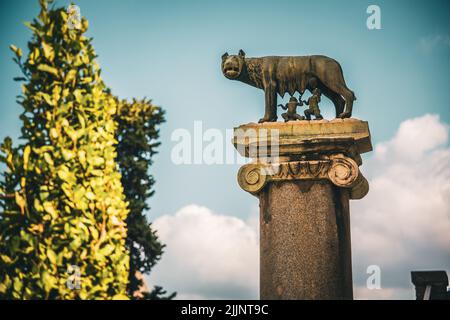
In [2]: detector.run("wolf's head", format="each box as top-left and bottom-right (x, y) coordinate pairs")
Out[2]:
(221, 49), (246, 80)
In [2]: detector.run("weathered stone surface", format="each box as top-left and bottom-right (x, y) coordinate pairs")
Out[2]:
(237, 154), (367, 199)
(259, 181), (352, 300)
(233, 119), (371, 300)
(233, 118), (372, 159)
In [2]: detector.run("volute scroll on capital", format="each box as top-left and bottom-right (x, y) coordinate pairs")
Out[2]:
(237, 154), (368, 199)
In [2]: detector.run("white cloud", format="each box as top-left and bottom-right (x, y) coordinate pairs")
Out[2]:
(354, 286), (414, 300)
(148, 114), (450, 300)
(147, 204), (259, 299)
(352, 114), (450, 299)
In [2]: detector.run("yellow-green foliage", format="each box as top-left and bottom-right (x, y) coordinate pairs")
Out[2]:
(0, 0), (129, 299)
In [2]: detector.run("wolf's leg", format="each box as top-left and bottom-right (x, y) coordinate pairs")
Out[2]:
(321, 86), (345, 118)
(259, 85), (278, 123)
(338, 88), (354, 119)
(327, 85), (354, 118)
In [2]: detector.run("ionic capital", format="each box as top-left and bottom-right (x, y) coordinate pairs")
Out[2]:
(237, 154), (368, 199)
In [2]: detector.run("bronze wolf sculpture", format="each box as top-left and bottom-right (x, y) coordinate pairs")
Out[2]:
(221, 49), (356, 123)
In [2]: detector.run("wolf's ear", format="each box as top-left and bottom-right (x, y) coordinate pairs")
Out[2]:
(222, 52), (229, 60)
(238, 49), (246, 57)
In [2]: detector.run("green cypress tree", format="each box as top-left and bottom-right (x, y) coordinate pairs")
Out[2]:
(116, 99), (174, 299)
(0, 0), (130, 299)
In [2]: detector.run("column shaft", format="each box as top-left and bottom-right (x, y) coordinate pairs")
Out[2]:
(259, 180), (353, 299)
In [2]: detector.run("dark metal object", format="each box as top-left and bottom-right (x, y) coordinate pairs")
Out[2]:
(222, 50), (356, 123)
(304, 88), (323, 120)
(411, 271), (450, 300)
(278, 96), (304, 122)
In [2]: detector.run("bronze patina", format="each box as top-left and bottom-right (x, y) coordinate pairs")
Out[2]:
(222, 50), (356, 123)
(278, 96), (305, 122)
(304, 88), (323, 120)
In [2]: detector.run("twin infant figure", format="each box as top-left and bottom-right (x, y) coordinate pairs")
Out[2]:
(278, 88), (323, 122)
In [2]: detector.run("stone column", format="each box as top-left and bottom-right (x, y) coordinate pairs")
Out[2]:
(233, 119), (372, 300)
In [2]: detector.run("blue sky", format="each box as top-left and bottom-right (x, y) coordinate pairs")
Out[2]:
(1, 0), (449, 221)
(1, 0), (449, 299)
